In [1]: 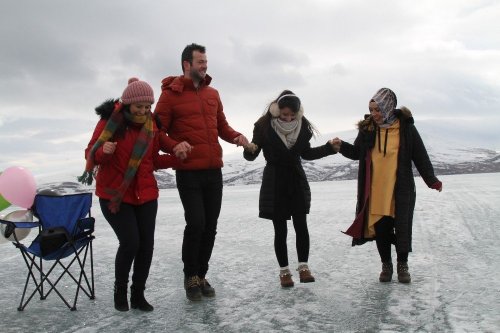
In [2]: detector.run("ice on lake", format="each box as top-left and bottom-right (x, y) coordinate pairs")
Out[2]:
(0, 173), (499, 332)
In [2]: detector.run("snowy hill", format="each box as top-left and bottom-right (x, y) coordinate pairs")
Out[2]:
(38, 123), (500, 192)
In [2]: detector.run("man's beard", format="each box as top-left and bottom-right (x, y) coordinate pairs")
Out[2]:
(190, 68), (206, 82)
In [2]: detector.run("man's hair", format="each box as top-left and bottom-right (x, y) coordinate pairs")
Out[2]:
(181, 43), (206, 72)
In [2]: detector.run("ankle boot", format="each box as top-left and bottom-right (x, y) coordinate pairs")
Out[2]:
(130, 285), (154, 311)
(379, 262), (393, 282)
(397, 262), (411, 283)
(297, 264), (315, 283)
(114, 282), (129, 311)
(279, 269), (294, 288)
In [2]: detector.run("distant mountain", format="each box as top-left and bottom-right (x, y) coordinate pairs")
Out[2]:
(39, 125), (500, 193)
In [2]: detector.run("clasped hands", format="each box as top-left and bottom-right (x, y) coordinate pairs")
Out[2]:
(173, 141), (193, 160)
(329, 137), (342, 152)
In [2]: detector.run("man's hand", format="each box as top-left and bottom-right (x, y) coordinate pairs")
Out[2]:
(233, 135), (249, 147)
(173, 141), (193, 160)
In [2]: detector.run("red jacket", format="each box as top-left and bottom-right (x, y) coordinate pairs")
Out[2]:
(154, 75), (241, 170)
(85, 118), (175, 205)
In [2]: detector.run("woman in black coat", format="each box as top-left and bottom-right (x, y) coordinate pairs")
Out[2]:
(331, 88), (442, 283)
(243, 90), (336, 288)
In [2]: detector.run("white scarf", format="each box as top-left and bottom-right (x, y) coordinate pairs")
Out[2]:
(271, 118), (302, 149)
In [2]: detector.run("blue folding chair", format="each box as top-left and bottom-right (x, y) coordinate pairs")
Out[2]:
(0, 193), (95, 311)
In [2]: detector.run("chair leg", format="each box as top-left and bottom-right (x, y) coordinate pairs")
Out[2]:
(89, 241), (95, 299)
(15, 240), (95, 311)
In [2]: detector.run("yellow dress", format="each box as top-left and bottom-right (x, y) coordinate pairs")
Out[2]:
(365, 120), (400, 238)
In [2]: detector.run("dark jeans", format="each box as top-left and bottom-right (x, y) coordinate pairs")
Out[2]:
(176, 169), (223, 278)
(272, 214), (310, 268)
(100, 199), (157, 287)
(374, 216), (408, 263)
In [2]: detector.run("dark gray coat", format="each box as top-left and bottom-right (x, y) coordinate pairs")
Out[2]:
(244, 115), (336, 220)
(339, 107), (439, 252)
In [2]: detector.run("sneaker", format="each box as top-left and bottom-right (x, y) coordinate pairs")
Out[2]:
(199, 278), (215, 297)
(279, 269), (294, 288)
(184, 276), (202, 301)
(297, 264), (315, 283)
(379, 262), (393, 282)
(397, 262), (411, 283)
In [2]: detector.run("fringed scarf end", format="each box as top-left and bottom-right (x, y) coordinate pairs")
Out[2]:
(77, 170), (94, 185)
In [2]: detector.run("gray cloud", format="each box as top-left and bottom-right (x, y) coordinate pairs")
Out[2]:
(1, 0), (499, 175)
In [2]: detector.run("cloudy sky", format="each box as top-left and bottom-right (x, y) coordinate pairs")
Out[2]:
(1, 0), (499, 178)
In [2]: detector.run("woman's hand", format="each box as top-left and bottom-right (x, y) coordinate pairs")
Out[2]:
(244, 142), (258, 154)
(430, 180), (443, 192)
(103, 141), (117, 154)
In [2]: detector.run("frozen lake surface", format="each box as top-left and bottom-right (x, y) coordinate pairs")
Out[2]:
(0, 173), (499, 332)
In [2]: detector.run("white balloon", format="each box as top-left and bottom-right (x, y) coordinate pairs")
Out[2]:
(0, 210), (34, 242)
(0, 213), (9, 244)
(0, 230), (8, 244)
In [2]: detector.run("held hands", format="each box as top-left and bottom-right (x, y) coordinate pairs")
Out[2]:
(173, 141), (193, 160)
(329, 137), (342, 152)
(244, 142), (258, 154)
(103, 141), (117, 154)
(233, 135), (249, 147)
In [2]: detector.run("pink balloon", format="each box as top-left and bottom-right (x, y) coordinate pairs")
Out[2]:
(0, 166), (37, 209)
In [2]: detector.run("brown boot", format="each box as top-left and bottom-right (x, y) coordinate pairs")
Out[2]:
(379, 262), (393, 282)
(199, 278), (215, 297)
(397, 262), (411, 283)
(184, 276), (202, 301)
(279, 269), (294, 288)
(297, 264), (315, 283)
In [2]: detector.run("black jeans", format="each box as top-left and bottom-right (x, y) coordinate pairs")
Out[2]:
(374, 216), (408, 263)
(272, 214), (310, 268)
(176, 169), (223, 278)
(100, 199), (157, 288)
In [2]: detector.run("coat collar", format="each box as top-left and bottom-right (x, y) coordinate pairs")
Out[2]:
(357, 106), (414, 131)
(161, 74), (213, 93)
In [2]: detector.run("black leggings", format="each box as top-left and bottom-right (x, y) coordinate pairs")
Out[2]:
(374, 216), (408, 263)
(272, 214), (309, 268)
(100, 199), (157, 288)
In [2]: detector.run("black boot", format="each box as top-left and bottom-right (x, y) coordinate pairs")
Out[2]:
(397, 262), (411, 283)
(114, 282), (129, 311)
(379, 262), (393, 282)
(130, 285), (154, 312)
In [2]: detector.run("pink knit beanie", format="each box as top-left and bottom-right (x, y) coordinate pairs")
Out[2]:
(120, 77), (155, 104)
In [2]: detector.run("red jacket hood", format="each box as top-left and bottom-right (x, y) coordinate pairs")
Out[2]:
(160, 74), (213, 92)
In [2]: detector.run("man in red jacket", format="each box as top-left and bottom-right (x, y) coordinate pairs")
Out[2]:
(154, 43), (248, 301)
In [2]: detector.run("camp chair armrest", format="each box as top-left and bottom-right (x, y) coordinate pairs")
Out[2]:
(0, 220), (40, 228)
(77, 217), (95, 231)
(0, 220), (40, 239)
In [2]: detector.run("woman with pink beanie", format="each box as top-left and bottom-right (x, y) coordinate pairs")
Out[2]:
(80, 78), (175, 312)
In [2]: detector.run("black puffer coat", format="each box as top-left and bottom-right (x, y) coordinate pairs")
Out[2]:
(244, 114), (336, 220)
(339, 107), (438, 253)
